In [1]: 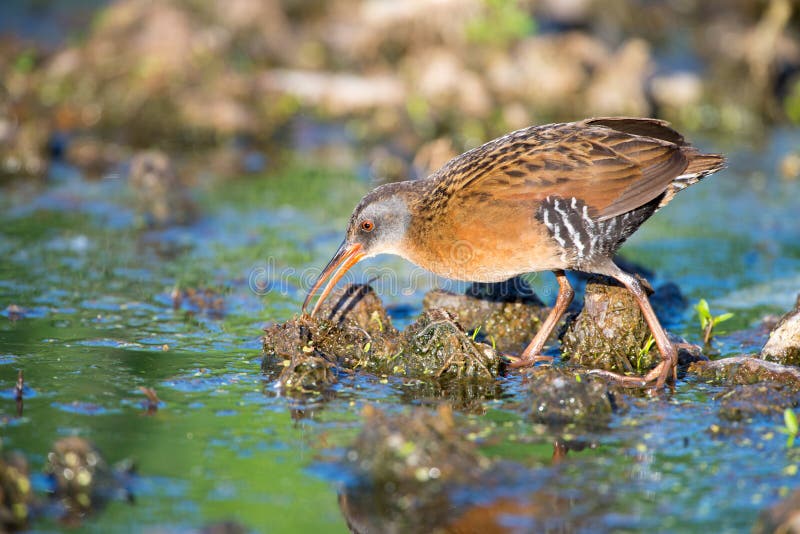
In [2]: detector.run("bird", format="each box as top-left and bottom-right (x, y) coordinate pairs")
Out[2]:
(302, 117), (725, 388)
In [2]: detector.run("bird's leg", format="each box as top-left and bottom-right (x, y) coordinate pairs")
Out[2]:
(589, 263), (677, 389)
(510, 270), (574, 368)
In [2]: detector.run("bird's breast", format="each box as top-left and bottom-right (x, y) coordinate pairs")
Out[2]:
(402, 202), (566, 281)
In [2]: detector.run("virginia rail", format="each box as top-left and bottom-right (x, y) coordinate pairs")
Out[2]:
(303, 117), (725, 388)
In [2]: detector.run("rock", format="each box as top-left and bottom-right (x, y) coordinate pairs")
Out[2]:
(561, 276), (658, 374)
(688, 355), (800, 389)
(760, 295), (800, 366)
(524, 367), (626, 427)
(754, 488), (800, 534)
(0, 451), (32, 531)
(422, 277), (548, 354)
(716, 382), (799, 422)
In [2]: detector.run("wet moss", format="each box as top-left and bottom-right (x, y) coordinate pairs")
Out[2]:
(688, 355), (800, 389)
(316, 283), (396, 338)
(263, 285), (501, 394)
(524, 367), (627, 428)
(561, 276), (658, 374)
(384, 309), (501, 381)
(422, 277), (548, 354)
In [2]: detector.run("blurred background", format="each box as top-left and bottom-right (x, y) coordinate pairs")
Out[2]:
(1, 0), (799, 184)
(3, 2), (800, 532)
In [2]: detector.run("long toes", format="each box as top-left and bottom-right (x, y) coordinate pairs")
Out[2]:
(508, 354), (553, 369)
(587, 369), (650, 387)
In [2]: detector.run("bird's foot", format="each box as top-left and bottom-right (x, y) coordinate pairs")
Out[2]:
(587, 357), (675, 389)
(507, 353), (553, 369)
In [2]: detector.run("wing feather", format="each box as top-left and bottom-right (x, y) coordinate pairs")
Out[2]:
(426, 118), (692, 221)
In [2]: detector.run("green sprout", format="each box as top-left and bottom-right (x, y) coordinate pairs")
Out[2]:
(636, 335), (656, 373)
(471, 325), (482, 341)
(779, 408), (799, 448)
(694, 299), (734, 345)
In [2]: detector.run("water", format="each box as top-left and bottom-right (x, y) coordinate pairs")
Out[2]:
(1, 128), (799, 532)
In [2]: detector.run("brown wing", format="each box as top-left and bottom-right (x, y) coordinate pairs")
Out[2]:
(427, 118), (691, 221)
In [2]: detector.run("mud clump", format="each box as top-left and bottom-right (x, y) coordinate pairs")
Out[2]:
(688, 356), (800, 389)
(716, 382), (799, 422)
(171, 286), (225, 317)
(524, 367), (626, 427)
(561, 276), (658, 374)
(262, 315), (387, 393)
(422, 277), (548, 353)
(262, 284), (400, 392)
(129, 150), (197, 227)
(263, 285), (501, 394)
(277, 351), (339, 393)
(390, 309), (500, 381)
(760, 294), (800, 366)
(0, 452), (32, 531)
(44, 437), (117, 519)
(315, 283), (395, 338)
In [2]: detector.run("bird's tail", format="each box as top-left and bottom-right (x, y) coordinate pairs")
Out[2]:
(659, 150), (726, 207)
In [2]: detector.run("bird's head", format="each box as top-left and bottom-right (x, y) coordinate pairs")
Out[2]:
(302, 182), (414, 316)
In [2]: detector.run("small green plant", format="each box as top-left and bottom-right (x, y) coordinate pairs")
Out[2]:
(636, 335), (656, 373)
(779, 408), (799, 448)
(471, 325), (482, 341)
(694, 299), (734, 345)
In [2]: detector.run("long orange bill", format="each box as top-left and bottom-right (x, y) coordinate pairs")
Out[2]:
(302, 241), (365, 317)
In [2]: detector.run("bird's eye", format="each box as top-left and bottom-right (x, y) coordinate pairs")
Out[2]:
(360, 219), (375, 232)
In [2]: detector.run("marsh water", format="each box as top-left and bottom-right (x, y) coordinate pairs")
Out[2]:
(2, 127), (800, 532)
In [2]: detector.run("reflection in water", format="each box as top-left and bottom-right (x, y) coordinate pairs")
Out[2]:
(335, 405), (608, 533)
